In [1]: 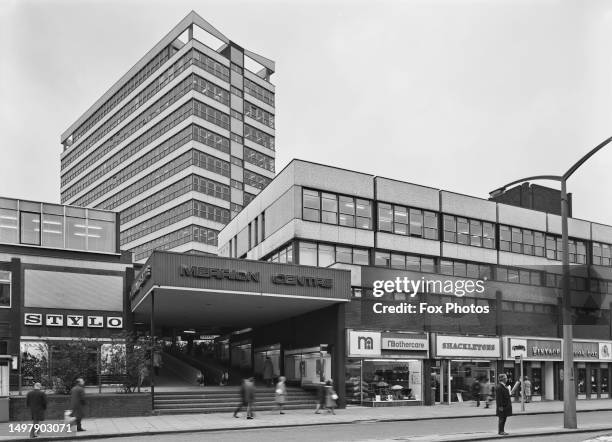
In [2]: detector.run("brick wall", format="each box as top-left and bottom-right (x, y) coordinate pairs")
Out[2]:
(9, 393), (151, 421)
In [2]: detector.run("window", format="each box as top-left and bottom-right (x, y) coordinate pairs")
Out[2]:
(378, 203), (393, 232)
(303, 190), (320, 222)
(444, 215), (494, 249)
(20, 212), (40, 245)
(0, 271), (10, 308)
(321, 193), (338, 224)
(356, 199), (372, 229)
(318, 244), (335, 267)
(302, 189), (372, 230)
(299, 242), (317, 266)
(379, 203), (438, 239)
(298, 242), (369, 266)
(0, 206), (18, 244)
(244, 124), (275, 150)
(593, 242), (612, 267)
(443, 215), (456, 243)
(268, 243), (294, 264)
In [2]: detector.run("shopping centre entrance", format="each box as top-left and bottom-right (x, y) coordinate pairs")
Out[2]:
(130, 251), (351, 411)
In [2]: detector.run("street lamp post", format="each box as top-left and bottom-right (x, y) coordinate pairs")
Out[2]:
(490, 136), (612, 430)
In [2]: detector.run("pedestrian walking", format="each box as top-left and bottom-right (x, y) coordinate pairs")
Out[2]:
(511, 378), (522, 402)
(523, 377), (532, 403)
(196, 369), (205, 387)
(275, 376), (287, 414)
(69, 378), (86, 432)
(484, 379), (494, 409)
(219, 370), (229, 386)
(263, 357), (274, 387)
(496, 374), (512, 436)
(26, 382), (47, 438)
(324, 380), (338, 414)
(314, 380), (326, 414)
(471, 378), (481, 407)
(153, 350), (162, 376)
(233, 377), (256, 419)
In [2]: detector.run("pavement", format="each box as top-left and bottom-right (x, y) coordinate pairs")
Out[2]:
(3, 399), (612, 441)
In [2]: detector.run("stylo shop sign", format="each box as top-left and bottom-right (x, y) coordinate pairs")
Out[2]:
(24, 313), (123, 329)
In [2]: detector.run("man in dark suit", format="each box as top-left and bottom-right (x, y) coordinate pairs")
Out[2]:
(496, 374), (513, 435)
(70, 378), (86, 432)
(26, 382), (47, 438)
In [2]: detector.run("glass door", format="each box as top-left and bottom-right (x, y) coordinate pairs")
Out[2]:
(431, 366), (441, 403)
(590, 366), (600, 399)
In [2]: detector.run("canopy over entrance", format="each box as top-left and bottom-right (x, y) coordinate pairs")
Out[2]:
(130, 251), (351, 333)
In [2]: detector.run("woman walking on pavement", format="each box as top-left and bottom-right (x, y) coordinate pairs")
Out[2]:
(275, 376), (287, 414)
(324, 380), (338, 414)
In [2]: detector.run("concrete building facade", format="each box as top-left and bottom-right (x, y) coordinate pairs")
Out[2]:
(60, 12), (276, 262)
(218, 159), (612, 406)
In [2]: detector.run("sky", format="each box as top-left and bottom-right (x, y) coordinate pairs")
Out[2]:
(1, 0), (612, 225)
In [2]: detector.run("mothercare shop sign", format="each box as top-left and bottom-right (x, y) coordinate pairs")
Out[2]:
(435, 335), (501, 358)
(347, 330), (428, 357)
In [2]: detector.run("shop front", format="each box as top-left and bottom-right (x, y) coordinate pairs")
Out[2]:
(573, 340), (612, 400)
(345, 330), (428, 406)
(432, 334), (501, 404)
(503, 337), (561, 401)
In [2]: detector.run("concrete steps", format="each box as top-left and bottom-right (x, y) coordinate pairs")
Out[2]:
(153, 387), (317, 415)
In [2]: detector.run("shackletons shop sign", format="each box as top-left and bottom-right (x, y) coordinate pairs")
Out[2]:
(179, 265), (333, 288)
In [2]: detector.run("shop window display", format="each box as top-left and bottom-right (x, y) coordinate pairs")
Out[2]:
(346, 359), (422, 404)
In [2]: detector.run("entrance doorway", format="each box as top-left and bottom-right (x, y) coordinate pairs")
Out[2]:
(449, 360), (496, 403)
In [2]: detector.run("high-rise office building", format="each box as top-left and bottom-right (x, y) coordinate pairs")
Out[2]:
(60, 11), (276, 262)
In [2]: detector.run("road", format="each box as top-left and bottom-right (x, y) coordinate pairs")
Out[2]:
(85, 410), (612, 442)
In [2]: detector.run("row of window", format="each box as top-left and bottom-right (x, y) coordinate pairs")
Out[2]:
(244, 124), (275, 151)
(74, 124), (229, 208)
(131, 225), (218, 261)
(67, 45), (176, 149)
(66, 47), (230, 165)
(379, 203), (438, 240)
(593, 242), (612, 266)
(243, 170), (271, 190)
(303, 189), (372, 229)
(267, 243), (294, 264)
(299, 190), (612, 267)
(100, 152), (193, 212)
(374, 251), (435, 273)
(244, 101), (275, 129)
(299, 242), (369, 267)
(243, 78), (275, 106)
(0, 207), (116, 253)
(119, 175), (193, 224)
(244, 147), (275, 172)
(118, 171), (230, 226)
(73, 127), (189, 207)
(121, 200), (229, 246)
(443, 215), (495, 248)
(62, 100), (194, 201)
(192, 49), (231, 83)
(63, 76), (196, 187)
(63, 99), (231, 202)
(65, 54), (197, 168)
(499, 225), (587, 264)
